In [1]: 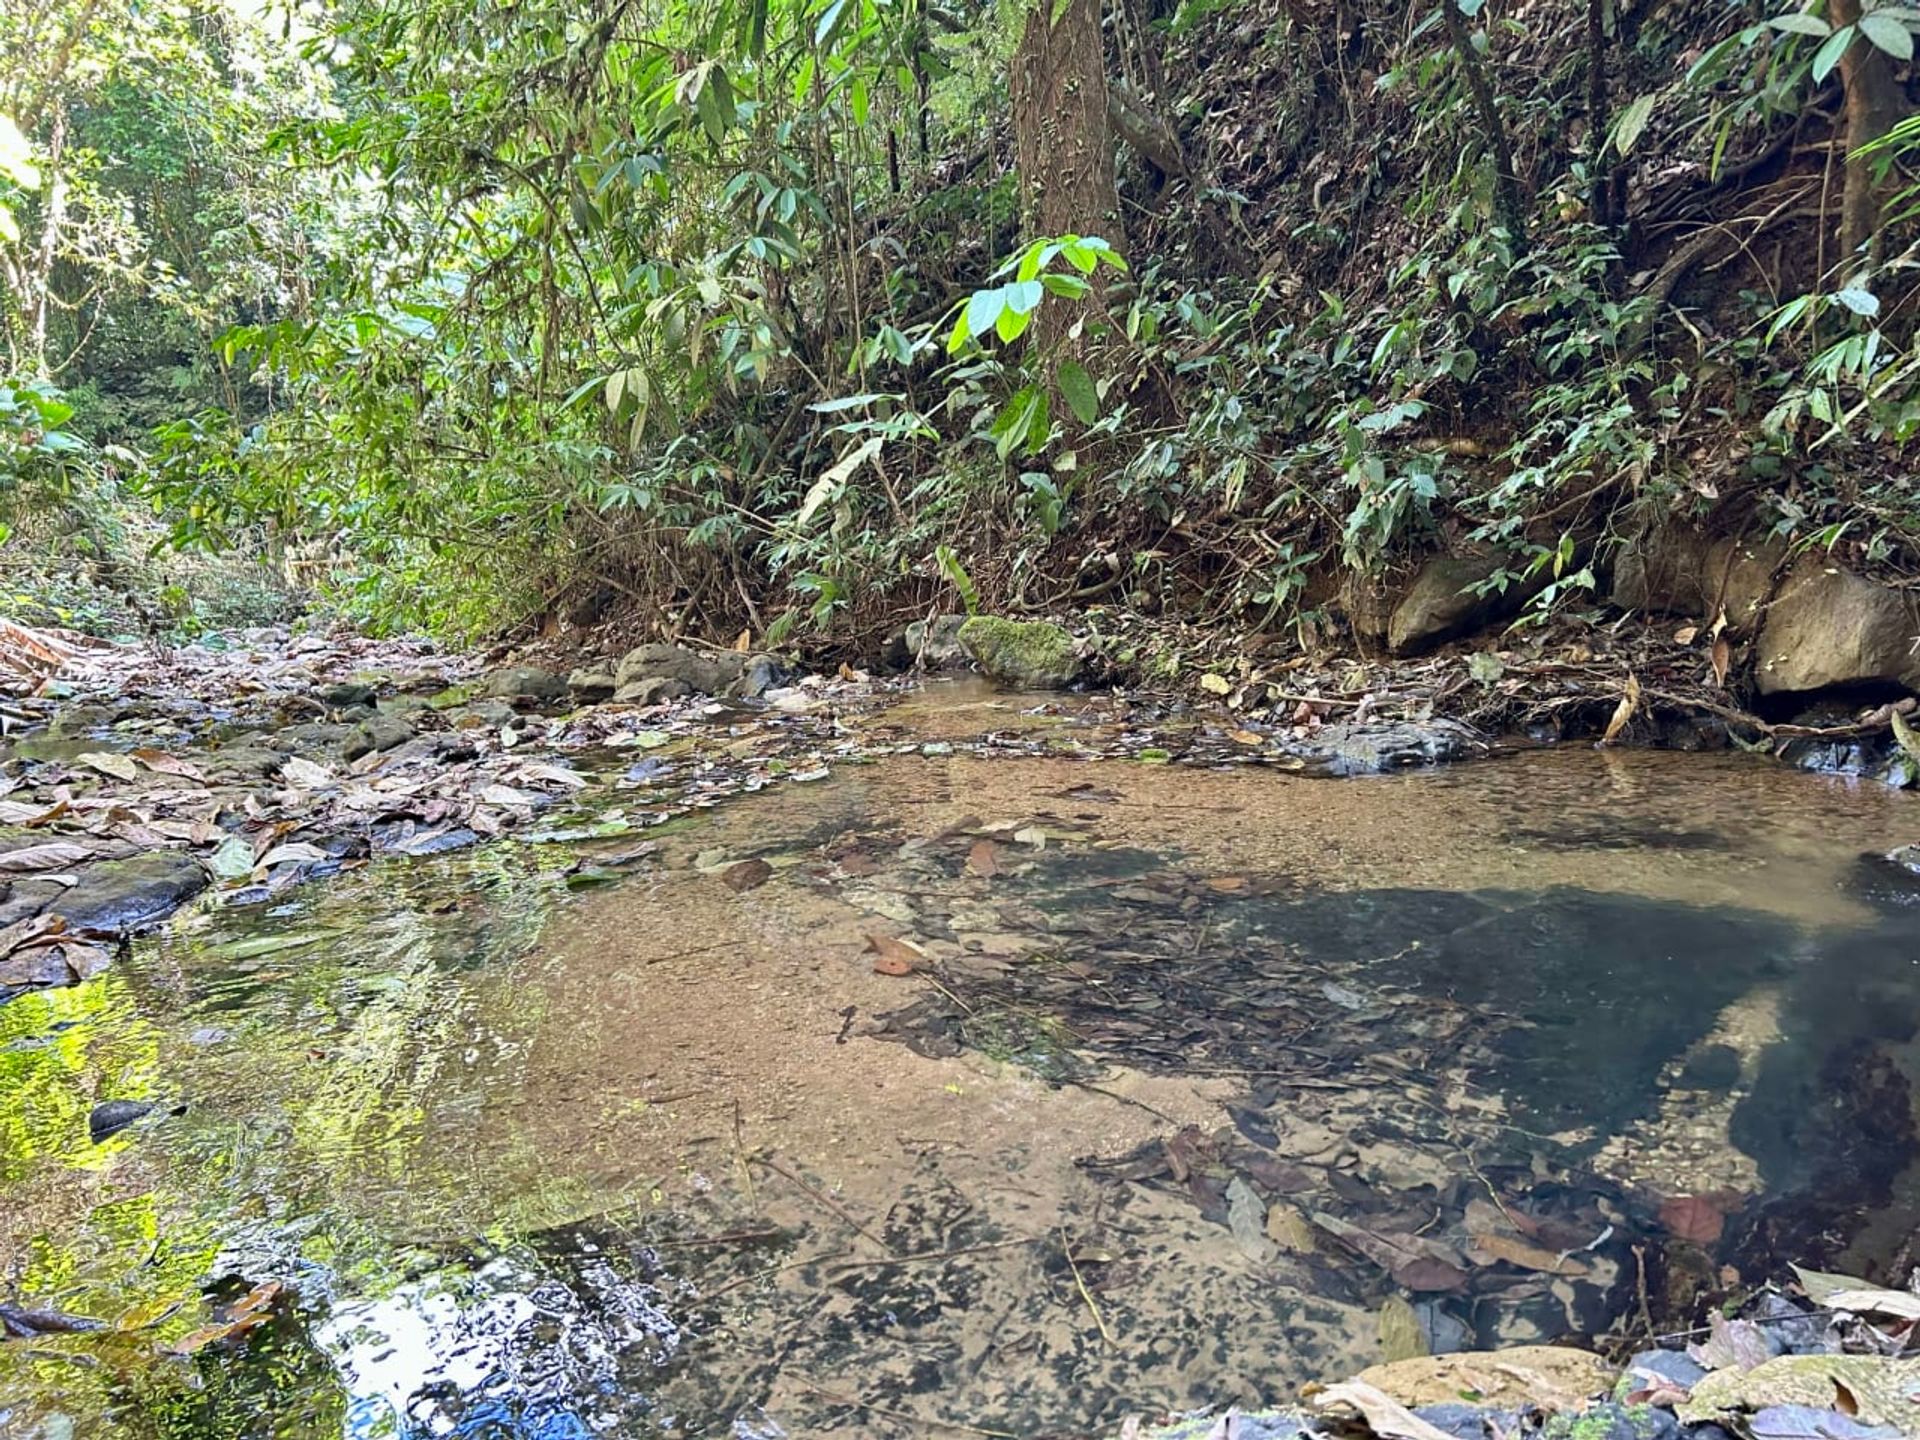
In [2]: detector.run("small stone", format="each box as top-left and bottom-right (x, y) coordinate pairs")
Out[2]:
(88, 1099), (157, 1145)
(55, 853), (209, 933)
(318, 680), (378, 709)
(357, 711), (415, 753)
(904, 615), (969, 669)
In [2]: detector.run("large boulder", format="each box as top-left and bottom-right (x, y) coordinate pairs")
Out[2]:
(55, 852), (209, 933)
(1755, 559), (1920, 695)
(1612, 527), (1783, 636)
(1388, 554), (1521, 655)
(480, 666), (568, 703)
(905, 615), (970, 669)
(567, 667), (617, 701)
(611, 644), (781, 700)
(956, 616), (1080, 688)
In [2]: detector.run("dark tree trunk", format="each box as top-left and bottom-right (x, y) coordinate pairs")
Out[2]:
(1586, 0), (1610, 227)
(1831, 0), (1904, 269)
(1441, 0), (1528, 252)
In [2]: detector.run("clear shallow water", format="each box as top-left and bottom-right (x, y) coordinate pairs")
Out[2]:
(2, 711), (1918, 1439)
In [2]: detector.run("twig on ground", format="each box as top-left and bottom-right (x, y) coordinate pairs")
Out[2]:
(1062, 1227), (1116, 1347)
(754, 1156), (895, 1253)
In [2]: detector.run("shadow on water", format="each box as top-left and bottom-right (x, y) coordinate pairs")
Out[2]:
(3, 734), (1920, 1437)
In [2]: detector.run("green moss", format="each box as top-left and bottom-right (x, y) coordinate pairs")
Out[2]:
(956, 615), (1080, 688)
(1541, 1404), (1663, 1440)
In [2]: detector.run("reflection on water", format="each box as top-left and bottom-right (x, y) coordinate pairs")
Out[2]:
(1, 731), (1918, 1438)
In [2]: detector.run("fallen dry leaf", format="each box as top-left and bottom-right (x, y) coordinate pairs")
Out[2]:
(1600, 671), (1641, 746)
(865, 933), (926, 976)
(1660, 1193), (1727, 1245)
(1467, 1232), (1590, 1277)
(167, 1281), (285, 1356)
(966, 839), (1001, 878)
(1312, 1380), (1454, 1440)
(280, 757), (335, 789)
(132, 749), (207, 782)
(0, 841), (95, 873)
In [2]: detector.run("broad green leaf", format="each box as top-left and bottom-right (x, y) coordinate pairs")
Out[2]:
(1860, 10), (1913, 57)
(964, 286), (1006, 339)
(933, 543), (979, 612)
(1005, 279), (1044, 315)
(1834, 285), (1881, 316)
(815, 0), (849, 46)
(994, 304), (1033, 342)
(1057, 359), (1099, 425)
(1767, 11), (1832, 35)
(1612, 93), (1657, 156)
(1812, 24), (1854, 82)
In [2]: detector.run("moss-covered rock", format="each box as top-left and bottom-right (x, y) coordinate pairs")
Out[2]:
(956, 616), (1080, 689)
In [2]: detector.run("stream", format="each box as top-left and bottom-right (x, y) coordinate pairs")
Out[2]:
(2, 681), (1918, 1438)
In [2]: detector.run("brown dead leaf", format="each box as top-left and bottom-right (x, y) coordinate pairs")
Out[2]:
(865, 933), (925, 976)
(167, 1281), (284, 1356)
(0, 913), (65, 957)
(516, 762), (589, 789)
(1227, 729), (1266, 746)
(1203, 875), (1249, 893)
(132, 749), (207, 782)
(1600, 672), (1641, 746)
(1711, 634), (1731, 689)
(1312, 1380), (1454, 1440)
(1673, 625), (1699, 645)
(22, 799), (71, 828)
(1660, 1193), (1726, 1245)
(720, 858), (773, 892)
(0, 841), (95, 873)
(966, 840), (1001, 878)
(1468, 1232), (1589, 1276)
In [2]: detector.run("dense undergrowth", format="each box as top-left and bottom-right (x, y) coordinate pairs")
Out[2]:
(4, 0), (1920, 653)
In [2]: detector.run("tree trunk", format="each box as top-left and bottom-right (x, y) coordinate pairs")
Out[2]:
(1011, 0), (1121, 245)
(1441, 0), (1527, 252)
(1011, 0), (1122, 359)
(1831, 0), (1904, 270)
(1585, 0), (1610, 227)
(26, 105), (68, 377)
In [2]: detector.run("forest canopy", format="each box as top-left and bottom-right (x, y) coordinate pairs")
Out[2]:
(4, 0), (1919, 649)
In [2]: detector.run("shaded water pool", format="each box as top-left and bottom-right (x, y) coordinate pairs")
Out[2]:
(2, 701), (1918, 1439)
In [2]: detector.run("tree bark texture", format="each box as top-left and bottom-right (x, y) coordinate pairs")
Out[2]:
(1831, 0), (1904, 269)
(1012, 0), (1122, 245)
